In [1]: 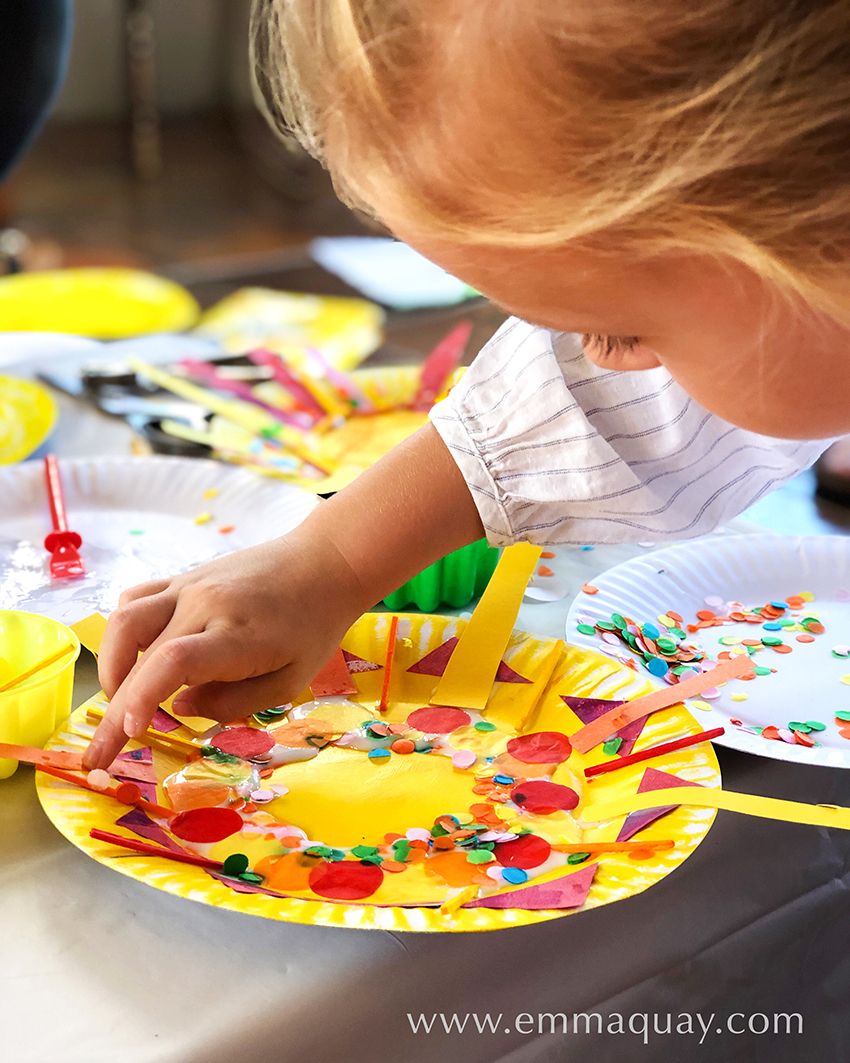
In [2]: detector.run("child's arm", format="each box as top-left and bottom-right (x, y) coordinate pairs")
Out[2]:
(84, 424), (483, 768)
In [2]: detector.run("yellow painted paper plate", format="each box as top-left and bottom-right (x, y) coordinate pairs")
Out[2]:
(0, 269), (199, 338)
(0, 375), (56, 463)
(211, 365), (457, 493)
(38, 613), (720, 932)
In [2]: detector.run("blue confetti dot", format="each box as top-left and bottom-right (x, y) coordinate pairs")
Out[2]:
(762, 621), (782, 631)
(642, 623), (660, 639)
(646, 656), (669, 677)
(493, 774), (515, 785)
(770, 600), (788, 609)
(368, 748), (391, 760)
(502, 868), (528, 884)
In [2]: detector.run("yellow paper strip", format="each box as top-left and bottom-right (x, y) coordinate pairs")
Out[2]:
(586, 787), (850, 831)
(431, 542), (543, 710)
(72, 613), (108, 657)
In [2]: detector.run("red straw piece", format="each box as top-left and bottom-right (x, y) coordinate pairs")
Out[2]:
(89, 829), (223, 871)
(584, 727), (726, 779)
(309, 647), (357, 697)
(412, 321), (473, 411)
(43, 455), (86, 579)
(36, 763), (173, 819)
(377, 616), (400, 713)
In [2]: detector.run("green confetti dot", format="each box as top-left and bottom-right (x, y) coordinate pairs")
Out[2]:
(466, 850), (495, 864)
(602, 737), (623, 755)
(611, 613), (627, 630)
(474, 721), (497, 732)
(805, 720), (826, 732)
(576, 623), (596, 636)
(304, 845), (334, 858)
(754, 665), (772, 676)
(222, 853), (250, 876)
(597, 621), (617, 632)
(835, 711), (850, 722)
(788, 722), (811, 733)
(128, 528), (145, 536)
(567, 852), (591, 864)
(761, 636), (783, 647)
(351, 845), (380, 859)
(238, 872), (264, 884)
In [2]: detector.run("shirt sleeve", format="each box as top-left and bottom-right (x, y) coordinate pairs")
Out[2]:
(429, 318), (829, 546)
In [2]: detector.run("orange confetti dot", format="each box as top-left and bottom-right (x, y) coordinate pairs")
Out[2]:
(381, 859), (408, 873)
(537, 565), (555, 577)
(796, 634), (816, 643)
(541, 550), (556, 559)
(581, 583), (599, 595)
(218, 525), (235, 535)
(772, 643), (793, 654)
(391, 738), (415, 754)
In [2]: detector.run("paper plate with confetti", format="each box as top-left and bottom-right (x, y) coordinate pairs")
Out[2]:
(36, 595), (721, 932)
(569, 534), (850, 769)
(0, 456), (317, 626)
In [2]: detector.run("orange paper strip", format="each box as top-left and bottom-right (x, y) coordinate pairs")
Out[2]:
(0, 743), (84, 772)
(570, 654), (753, 754)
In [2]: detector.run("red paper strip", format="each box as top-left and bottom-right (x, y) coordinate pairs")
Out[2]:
(570, 655), (753, 754)
(90, 829), (223, 870)
(377, 616), (400, 713)
(584, 727), (725, 779)
(309, 647), (357, 697)
(412, 321), (472, 410)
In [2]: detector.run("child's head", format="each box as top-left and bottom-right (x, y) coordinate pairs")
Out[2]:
(252, 1), (850, 438)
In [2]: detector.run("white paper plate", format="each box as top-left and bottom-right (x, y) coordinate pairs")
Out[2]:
(0, 457), (318, 625)
(568, 534), (850, 768)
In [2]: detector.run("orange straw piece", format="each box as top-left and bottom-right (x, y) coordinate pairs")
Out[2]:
(377, 615), (400, 713)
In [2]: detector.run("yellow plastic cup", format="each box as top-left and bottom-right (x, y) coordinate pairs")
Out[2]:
(0, 611), (80, 779)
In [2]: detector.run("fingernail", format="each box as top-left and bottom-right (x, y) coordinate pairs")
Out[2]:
(124, 716), (145, 739)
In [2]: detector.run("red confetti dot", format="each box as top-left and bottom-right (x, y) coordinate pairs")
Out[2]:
(115, 782), (141, 804)
(507, 731), (572, 765)
(510, 780), (579, 814)
(494, 833), (552, 869)
(211, 726), (275, 759)
(308, 860), (384, 900)
(170, 806), (244, 843)
(407, 705), (471, 734)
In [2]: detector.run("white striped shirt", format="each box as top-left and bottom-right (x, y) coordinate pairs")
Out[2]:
(430, 319), (828, 546)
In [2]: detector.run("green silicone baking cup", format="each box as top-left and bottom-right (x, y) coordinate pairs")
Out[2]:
(382, 539), (501, 612)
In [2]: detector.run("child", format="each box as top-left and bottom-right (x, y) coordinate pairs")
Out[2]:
(85, 0), (850, 768)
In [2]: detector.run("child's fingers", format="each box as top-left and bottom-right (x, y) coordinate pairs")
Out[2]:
(98, 593), (178, 698)
(85, 627), (223, 769)
(171, 667), (308, 724)
(117, 578), (172, 608)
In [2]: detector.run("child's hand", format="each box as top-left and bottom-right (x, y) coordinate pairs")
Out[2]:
(83, 425), (484, 770)
(83, 530), (366, 769)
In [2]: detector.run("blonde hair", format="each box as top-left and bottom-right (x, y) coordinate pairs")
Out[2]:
(252, 0), (850, 321)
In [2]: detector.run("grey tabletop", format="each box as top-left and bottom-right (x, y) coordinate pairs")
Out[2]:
(2, 375), (849, 1063)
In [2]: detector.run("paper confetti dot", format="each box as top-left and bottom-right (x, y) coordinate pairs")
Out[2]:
(86, 769), (111, 790)
(730, 693), (749, 702)
(203, 488), (220, 500)
(690, 700), (712, 712)
(407, 705), (471, 734)
(841, 675), (850, 686)
(222, 853), (250, 877)
(171, 806), (243, 843)
(510, 780), (579, 814)
(194, 511), (213, 525)
(581, 583), (599, 595)
(451, 749), (477, 770)
(494, 834), (552, 869)
(501, 867), (528, 884)
(506, 731), (572, 765)
(308, 860), (383, 900)
(367, 748), (390, 761)
(211, 726), (274, 759)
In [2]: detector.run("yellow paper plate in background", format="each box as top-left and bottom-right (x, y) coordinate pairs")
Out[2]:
(38, 613), (720, 932)
(0, 269), (199, 338)
(0, 375), (56, 463)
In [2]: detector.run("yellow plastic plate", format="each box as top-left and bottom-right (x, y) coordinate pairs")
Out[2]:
(38, 613), (719, 932)
(0, 269), (199, 338)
